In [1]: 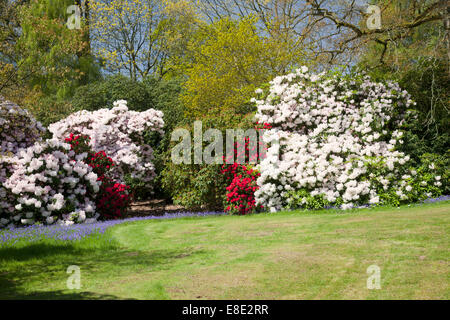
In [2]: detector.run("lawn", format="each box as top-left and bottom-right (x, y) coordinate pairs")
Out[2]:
(0, 201), (449, 300)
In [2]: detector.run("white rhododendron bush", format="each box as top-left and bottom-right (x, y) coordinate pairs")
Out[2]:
(254, 67), (442, 212)
(0, 97), (45, 156)
(0, 139), (101, 227)
(49, 100), (164, 189)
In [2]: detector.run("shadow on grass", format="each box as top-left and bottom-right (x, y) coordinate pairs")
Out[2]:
(0, 279), (129, 300)
(0, 242), (206, 300)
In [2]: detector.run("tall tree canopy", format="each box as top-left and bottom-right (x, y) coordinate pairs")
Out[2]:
(89, 0), (172, 80)
(17, 0), (100, 97)
(358, 1), (449, 157)
(0, 0), (100, 101)
(186, 0), (447, 68)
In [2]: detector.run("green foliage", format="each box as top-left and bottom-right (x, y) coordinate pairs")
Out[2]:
(143, 76), (184, 140)
(28, 95), (81, 130)
(414, 153), (449, 196)
(399, 108), (449, 165)
(395, 58), (449, 161)
(162, 161), (226, 210)
(378, 190), (402, 207)
(286, 189), (333, 210)
(71, 75), (151, 112)
(71, 75), (182, 116)
(368, 152), (447, 207)
(0, 0), (20, 94)
(144, 77), (185, 198)
(399, 58), (449, 132)
(16, 0), (100, 98)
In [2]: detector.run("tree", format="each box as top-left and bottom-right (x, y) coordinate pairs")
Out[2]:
(89, 0), (172, 80)
(0, 0), (26, 97)
(357, 1), (449, 159)
(157, 0), (202, 78)
(71, 74), (152, 111)
(181, 16), (307, 124)
(0, 0), (100, 103)
(302, 0), (447, 66)
(16, 0), (100, 98)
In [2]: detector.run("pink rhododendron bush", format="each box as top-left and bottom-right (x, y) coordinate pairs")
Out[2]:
(254, 68), (445, 212)
(0, 139), (101, 227)
(0, 97), (45, 156)
(48, 100), (164, 191)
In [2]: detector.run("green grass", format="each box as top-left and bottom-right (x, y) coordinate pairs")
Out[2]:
(1, 202), (449, 300)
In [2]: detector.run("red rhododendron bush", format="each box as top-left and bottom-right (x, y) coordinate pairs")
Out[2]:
(222, 163), (260, 215)
(65, 134), (132, 221)
(221, 123), (270, 215)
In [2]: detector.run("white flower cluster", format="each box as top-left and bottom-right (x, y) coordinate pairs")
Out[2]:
(254, 67), (417, 211)
(0, 139), (101, 228)
(48, 100), (164, 188)
(0, 97), (45, 156)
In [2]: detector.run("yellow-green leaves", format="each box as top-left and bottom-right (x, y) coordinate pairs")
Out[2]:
(180, 16), (307, 123)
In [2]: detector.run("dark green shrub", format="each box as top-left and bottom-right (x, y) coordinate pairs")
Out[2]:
(71, 75), (152, 112)
(29, 95), (81, 130)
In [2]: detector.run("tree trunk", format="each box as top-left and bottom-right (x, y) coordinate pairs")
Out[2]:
(445, 3), (450, 76)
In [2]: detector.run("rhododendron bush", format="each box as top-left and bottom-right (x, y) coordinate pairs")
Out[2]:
(49, 100), (164, 192)
(253, 68), (444, 211)
(96, 181), (131, 220)
(222, 163), (260, 215)
(0, 97), (45, 156)
(0, 139), (101, 227)
(221, 124), (270, 215)
(0, 156), (17, 225)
